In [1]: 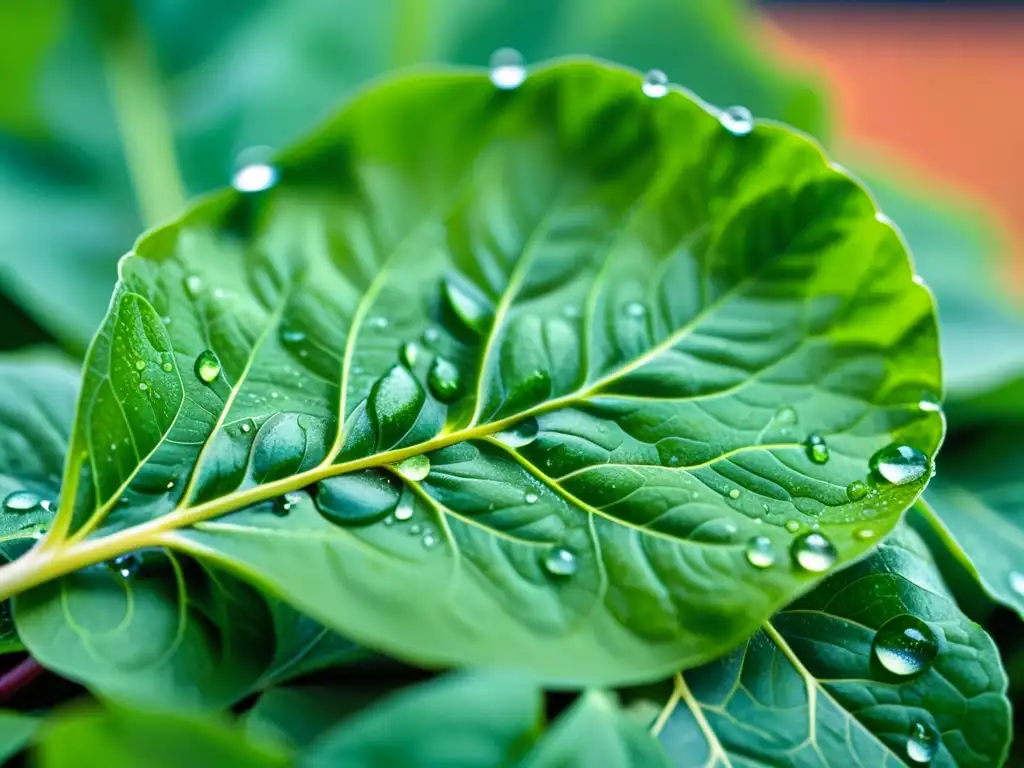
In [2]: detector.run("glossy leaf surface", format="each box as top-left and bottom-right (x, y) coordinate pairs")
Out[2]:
(632, 525), (1010, 767)
(49, 61), (942, 683)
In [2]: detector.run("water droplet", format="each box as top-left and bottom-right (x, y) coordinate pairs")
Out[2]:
(194, 350), (221, 384)
(368, 316), (389, 330)
(805, 434), (829, 464)
(624, 301), (646, 318)
(919, 399), (941, 413)
(383, 516), (394, 526)
(232, 161), (278, 193)
(162, 316), (172, 325)
(524, 492), (539, 505)
(428, 357), (462, 403)
(422, 327), (440, 345)
(854, 528), (876, 541)
(110, 553), (142, 580)
(134, 359), (145, 371)
(489, 47), (526, 90)
(791, 532), (838, 572)
(846, 480), (869, 502)
(870, 444), (929, 485)
(138, 382), (148, 391)
(165, 480), (175, 490)
(280, 327), (306, 345)
(273, 492), (304, 517)
(642, 69), (668, 98)
(410, 524), (422, 535)
(271, 391), (279, 399)
(3, 491), (40, 513)
(392, 455), (430, 482)
(906, 722), (939, 764)
(422, 533), (439, 548)
(442, 277), (491, 334)
(774, 406), (798, 425)
(785, 519), (801, 533)
(720, 105), (754, 136)
(543, 546), (577, 577)
(745, 536), (776, 569)
(728, 488), (740, 500)
(401, 341), (419, 367)
(185, 275), (204, 297)
(872, 615), (939, 677)
(40, 499), (55, 512)
(494, 417), (539, 448)
(161, 361), (173, 372)
(1009, 571), (1024, 597)
(394, 496), (415, 521)
(240, 422), (252, 434)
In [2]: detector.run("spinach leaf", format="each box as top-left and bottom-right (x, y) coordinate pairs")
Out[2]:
(7, 62), (942, 684)
(632, 525), (1010, 766)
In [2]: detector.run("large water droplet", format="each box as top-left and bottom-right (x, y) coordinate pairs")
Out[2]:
(791, 532), (838, 572)
(642, 69), (668, 98)
(872, 615), (939, 677)
(805, 434), (829, 464)
(428, 357), (462, 403)
(870, 444), (929, 485)
(3, 490), (40, 513)
(316, 471), (399, 526)
(489, 48), (526, 90)
(392, 455), (430, 482)
(906, 721), (940, 764)
(232, 148), (279, 193)
(442, 276), (491, 334)
(846, 480), (869, 502)
(720, 106), (754, 136)
(400, 341), (420, 367)
(194, 350), (221, 384)
(394, 495), (415, 522)
(493, 417), (539, 448)
(543, 546), (577, 577)
(745, 536), (776, 569)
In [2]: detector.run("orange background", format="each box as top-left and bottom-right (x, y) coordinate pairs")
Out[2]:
(760, 7), (1024, 283)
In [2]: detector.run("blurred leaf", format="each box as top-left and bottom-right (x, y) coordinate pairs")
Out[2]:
(301, 671), (542, 767)
(0, 710), (40, 762)
(246, 684), (393, 749)
(0, 0), (824, 350)
(629, 525), (1011, 767)
(35, 701), (290, 768)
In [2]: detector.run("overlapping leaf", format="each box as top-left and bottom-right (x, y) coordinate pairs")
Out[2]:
(629, 525), (1010, 766)
(32, 61), (943, 684)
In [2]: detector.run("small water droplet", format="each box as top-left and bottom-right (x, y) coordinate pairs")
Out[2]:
(524, 492), (539, 505)
(870, 444), (929, 485)
(872, 615), (939, 677)
(854, 528), (876, 541)
(422, 532), (439, 548)
(162, 316), (172, 325)
(280, 327), (306, 345)
(194, 350), (221, 384)
(642, 69), (668, 98)
(562, 305), (580, 319)
(110, 553), (142, 580)
(489, 47), (526, 90)
(775, 406), (798, 425)
(40, 499), (55, 512)
(394, 496), (415, 521)
(166, 480), (175, 490)
(745, 535), (776, 569)
(906, 721), (939, 764)
(185, 275), (204, 297)
(134, 359), (145, 371)
(624, 301), (646, 318)
(401, 341), (419, 367)
(273, 491), (304, 517)
(383, 515), (394, 526)
(728, 488), (740, 500)
(3, 491), (40, 513)
(543, 546), (577, 577)
(846, 480), (869, 502)
(428, 357), (462, 403)
(161, 361), (173, 372)
(1009, 571), (1024, 597)
(240, 422), (252, 434)
(232, 161), (278, 193)
(791, 532), (838, 572)
(720, 106), (754, 136)
(139, 382), (148, 391)
(392, 455), (430, 482)
(410, 524), (422, 535)
(919, 399), (941, 413)
(785, 519), (801, 533)
(805, 434), (829, 464)
(368, 316), (389, 330)
(494, 417), (539, 448)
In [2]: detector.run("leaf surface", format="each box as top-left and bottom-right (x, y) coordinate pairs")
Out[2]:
(632, 525), (1010, 767)
(47, 61), (943, 683)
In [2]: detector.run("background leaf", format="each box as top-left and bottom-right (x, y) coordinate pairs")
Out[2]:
(0, 710), (40, 763)
(629, 525), (1010, 767)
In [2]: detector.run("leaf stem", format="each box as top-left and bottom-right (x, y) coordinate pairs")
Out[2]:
(0, 656), (43, 703)
(101, 11), (186, 225)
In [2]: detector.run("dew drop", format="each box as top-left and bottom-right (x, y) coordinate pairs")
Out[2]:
(624, 301), (647, 318)
(40, 499), (55, 512)
(785, 519), (801, 533)
(401, 341), (419, 367)
(775, 406), (798, 425)
(870, 444), (929, 485)
(110, 553), (142, 580)
(280, 327), (306, 345)
(240, 422), (252, 434)
(524, 492), (539, 505)
(410, 524), (422, 535)
(543, 546), (577, 577)
(383, 516), (394, 526)
(846, 480), (869, 502)
(728, 488), (740, 500)
(906, 721), (940, 764)
(138, 382), (148, 391)
(194, 350), (221, 384)
(392, 455), (430, 482)
(422, 532), (439, 549)
(805, 434), (829, 464)
(1009, 571), (1024, 597)
(161, 361), (173, 373)
(494, 417), (539, 448)
(3, 491), (40, 513)
(274, 491), (304, 517)
(488, 47), (526, 90)
(166, 480), (175, 490)
(872, 615), (939, 677)
(642, 69), (668, 98)
(428, 357), (462, 403)
(745, 536), (776, 569)
(394, 496), (415, 522)
(134, 359), (145, 371)
(720, 106), (754, 136)
(232, 160), (278, 193)
(854, 528), (876, 541)
(422, 327), (440, 345)
(791, 532), (838, 572)
(185, 275), (204, 297)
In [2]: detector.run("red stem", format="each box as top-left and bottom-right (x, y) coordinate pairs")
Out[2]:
(0, 657), (43, 703)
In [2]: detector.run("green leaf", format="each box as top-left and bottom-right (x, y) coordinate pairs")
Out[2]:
(259, 602), (363, 688)
(631, 525), (1010, 766)
(0, 710), (40, 763)
(34, 701), (290, 768)
(1, 0), (824, 349)
(921, 430), (1024, 620)
(520, 691), (670, 768)
(301, 670), (542, 767)
(246, 683), (392, 749)
(27, 61), (941, 685)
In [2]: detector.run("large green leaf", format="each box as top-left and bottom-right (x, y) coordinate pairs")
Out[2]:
(0, 0), (824, 350)
(630, 525), (1010, 766)
(12, 61), (943, 684)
